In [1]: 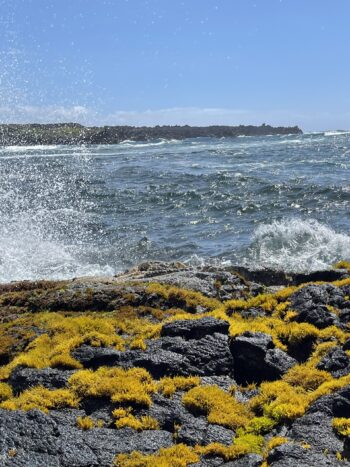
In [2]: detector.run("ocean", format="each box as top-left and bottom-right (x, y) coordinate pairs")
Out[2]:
(1, 131), (350, 283)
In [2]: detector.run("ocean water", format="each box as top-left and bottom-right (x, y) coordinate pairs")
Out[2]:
(0, 131), (350, 282)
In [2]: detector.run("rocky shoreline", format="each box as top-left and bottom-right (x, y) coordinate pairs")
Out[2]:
(0, 261), (350, 466)
(0, 123), (302, 146)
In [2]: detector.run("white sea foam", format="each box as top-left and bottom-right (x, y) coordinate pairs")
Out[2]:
(119, 139), (180, 148)
(0, 214), (115, 283)
(324, 130), (350, 137)
(247, 219), (350, 272)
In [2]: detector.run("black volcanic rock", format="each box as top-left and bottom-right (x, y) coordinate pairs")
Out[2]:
(9, 367), (74, 394)
(2, 262), (350, 466)
(317, 346), (350, 377)
(229, 332), (297, 384)
(0, 123), (303, 146)
(73, 330), (234, 378)
(133, 333), (234, 378)
(267, 443), (344, 467)
(0, 409), (173, 467)
(160, 317), (230, 339)
(288, 412), (344, 455)
(290, 284), (342, 329)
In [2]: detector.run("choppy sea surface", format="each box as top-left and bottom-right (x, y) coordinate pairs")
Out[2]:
(1, 131), (350, 282)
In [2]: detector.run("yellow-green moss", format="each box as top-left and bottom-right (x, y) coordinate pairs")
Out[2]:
(196, 442), (250, 462)
(182, 385), (252, 429)
(114, 444), (199, 466)
(157, 376), (201, 397)
(249, 380), (308, 422)
(283, 364), (332, 392)
(228, 314), (320, 352)
(334, 261), (350, 271)
(265, 436), (289, 452)
(0, 382), (13, 402)
(332, 418), (350, 437)
(0, 386), (79, 413)
(68, 367), (156, 407)
(196, 432), (264, 461)
(113, 407), (159, 431)
(147, 283), (220, 311)
(1, 276), (350, 454)
(244, 416), (277, 435)
(77, 416), (95, 430)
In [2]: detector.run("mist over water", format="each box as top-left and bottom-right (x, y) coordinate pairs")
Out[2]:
(1, 131), (350, 282)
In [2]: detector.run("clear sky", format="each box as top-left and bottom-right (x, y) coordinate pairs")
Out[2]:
(0, 0), (349, 130)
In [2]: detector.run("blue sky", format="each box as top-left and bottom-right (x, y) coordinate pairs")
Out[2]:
(0, 0), (349, 130)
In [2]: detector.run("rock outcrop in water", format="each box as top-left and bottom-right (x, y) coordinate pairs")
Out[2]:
(0, 123), (302, 146)
(0, 261), (350, 466)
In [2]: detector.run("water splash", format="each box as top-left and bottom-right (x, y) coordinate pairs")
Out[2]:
(247, 218), (350, 272)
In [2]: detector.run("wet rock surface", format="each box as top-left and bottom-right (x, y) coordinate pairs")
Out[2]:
(0, 262), (350, 466)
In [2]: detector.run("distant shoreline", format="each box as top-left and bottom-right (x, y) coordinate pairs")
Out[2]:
(0, 123), (302, 146)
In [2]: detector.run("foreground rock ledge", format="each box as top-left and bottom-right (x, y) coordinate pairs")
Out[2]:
(0, 261), (349, 466)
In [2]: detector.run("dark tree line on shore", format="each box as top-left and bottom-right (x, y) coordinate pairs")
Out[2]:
(0, 123), (302, 146)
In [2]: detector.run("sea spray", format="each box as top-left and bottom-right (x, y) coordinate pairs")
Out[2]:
(247, 219), (350, 273)
(0, 132), (350, 281)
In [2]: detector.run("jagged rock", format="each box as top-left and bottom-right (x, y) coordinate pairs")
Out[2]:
(134, 333), (234, 378)
(230, 266), (348, 287)
(290, 284), (342, 329)
(117, 262), (252, 300)
(72, 345), (123, 369)
(229, 332), (297, 384)
(161, 317), (229, 339)
(332, 385), (350, 417)
(139, 393), (191, 431)
(74, 331), (234, 378)
(125, 260), (188, 276)
(295, 305), (339, 329)
(267, 443), (346, 466)
(238, 307), (266, 319)
(177, 417), (234, 446)
(2, 265), (350, 465)
(138, 392), (234, 447)
(288, 412), (344, 455)
(193, 453), (263, 466)
(49, 408), (87, 426)
(308, 385), (350, 418)
(344, 438), (350, 461)
(193, 459), (225, 466)
(307, 394), (339, 416)
(223, 454), (264, 466)
(317, 347), (350, 377)
(9, 367), (74, 394)
(339, 308), (350, 323)
(200, 375), (236, 392)
(0, 409), (173, 467)
(264, 348), (297, 374)
(80, 397), (115, 426)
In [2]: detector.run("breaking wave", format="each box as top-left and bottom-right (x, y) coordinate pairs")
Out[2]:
(248, 219), (350, 273)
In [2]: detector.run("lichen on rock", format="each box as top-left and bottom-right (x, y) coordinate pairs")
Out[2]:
(0, 261), (350, 466)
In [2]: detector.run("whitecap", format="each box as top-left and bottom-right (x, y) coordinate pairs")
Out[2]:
(324, 130), (350, 137)
(247, 218), (350, 273)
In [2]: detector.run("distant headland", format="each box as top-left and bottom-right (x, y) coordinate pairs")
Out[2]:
(0, 123), (302, 146)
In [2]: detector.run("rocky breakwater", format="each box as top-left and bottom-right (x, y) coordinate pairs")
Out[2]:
(0, 261), (350, 466)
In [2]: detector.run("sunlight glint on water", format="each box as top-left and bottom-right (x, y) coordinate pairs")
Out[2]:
(0, 132), (350, 282)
